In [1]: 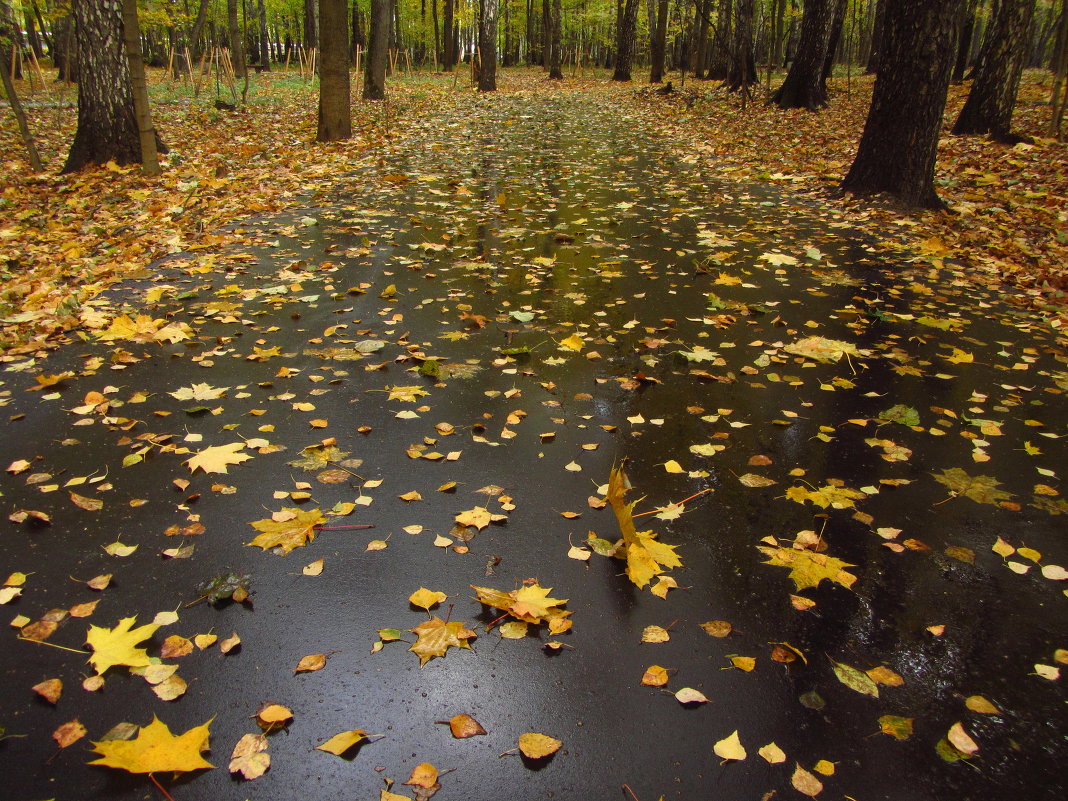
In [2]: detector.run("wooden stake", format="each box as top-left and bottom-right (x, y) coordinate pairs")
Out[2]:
(404, 49), (412, 75)
(166, 47), (175, 82)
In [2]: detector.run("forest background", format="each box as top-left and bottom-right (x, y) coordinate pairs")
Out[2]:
(1, 0), (1066, 361)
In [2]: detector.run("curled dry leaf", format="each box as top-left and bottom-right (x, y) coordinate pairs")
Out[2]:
(641, 665), (670, 687)
(674, 687), (709, 705)
(53, 719), (87, 748)
(316, 729), (373, 756)
(255, 704), (293, 732)
(295, 653), (328, 673)
(947, 722), (979, 755)
(447, 713), (487, 739)
(229, 733), (270, 779)
(32, 678), (62, 704)
(518, 732), (562, 759)
(404, 762), (439, 788)
(791, 763), (824, 797)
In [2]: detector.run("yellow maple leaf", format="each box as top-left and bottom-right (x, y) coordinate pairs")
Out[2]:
(455, 506), (505, 530)
(757, 546), (857, 592)
(783, 336), (860, 364)
(408, 587), (447, 611)
(95, 314), (162, 343)
(85, 617), (159, 675)
(89, 716), (214, 774)
(471, 584), (572, 626)
(184, 443), (252, 475)
(606, 466), (682, 589)
(386, 385), (429, 402)
(558, 333), (585, 352)
(247, 508), (327, 555)
(408, 616), (476, 665)
(511, 585), (569, 623)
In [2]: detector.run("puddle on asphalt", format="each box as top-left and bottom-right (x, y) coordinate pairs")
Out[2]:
(1, 93), (1064, 801)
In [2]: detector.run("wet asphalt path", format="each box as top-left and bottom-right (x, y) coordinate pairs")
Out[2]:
(0, 89), (1065, 801)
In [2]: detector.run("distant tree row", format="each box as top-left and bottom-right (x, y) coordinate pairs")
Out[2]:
(3, 1), (1066, 207)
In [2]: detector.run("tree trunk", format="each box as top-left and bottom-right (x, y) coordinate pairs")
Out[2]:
(120, 0), (159, 175)
(693, 0), (711, 79)
(0, 1), (42, 170)
(188, 0), (211, 59)
(364, 0), (389, 98)
(431, 0), (439, 65)
(953, 0), (979, 82)
(304, 0), (319, 49)
(612, 0), (639, 80)
(820, 0), (847, 88)
(548, 0), (563, 78)
(543, 0), (552, 70)
(227, 0), (246, 78)
(708, 0), (732, 80)
(443, 0), (454, 69)
(772, 0), (835, 109)
(725, 0), (757, 90)
(256, 0), (270, 68)
(478, 0), (498, 90)
(650, 0), (669, 82)
(866, 0), (885, 73)
(63, 0), (148, 172)
(526, 0), (537, 65)
(952, 0), (1037, 141)
(317, 0), (350, 139)
(842, 0), (964, 209)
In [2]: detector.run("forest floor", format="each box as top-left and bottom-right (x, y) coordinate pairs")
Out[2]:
(0, 71), (1064, 801)
(0, 66), (1066, 360)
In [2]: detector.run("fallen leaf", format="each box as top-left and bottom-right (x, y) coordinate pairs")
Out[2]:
(89, 716), (214, 774)
(446, 713), (486, 739)
(408, 617), (476, 665)
(518, 732), (562, 759)
(713, 730), (746, 761)
(316, 729), (373, 756)
(229, 733), (270, 779)
(85, 617), (159, 675)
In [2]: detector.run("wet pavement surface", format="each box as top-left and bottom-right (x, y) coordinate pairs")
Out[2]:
(1, 89), (1066, 801)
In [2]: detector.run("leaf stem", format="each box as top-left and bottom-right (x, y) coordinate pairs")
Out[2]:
(149, 773), (177, 801)
(16, 637), (90, 654)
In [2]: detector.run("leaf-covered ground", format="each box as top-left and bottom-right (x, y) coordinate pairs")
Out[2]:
(1, 67), (1066, 360)
(0, 69), (1066, 801)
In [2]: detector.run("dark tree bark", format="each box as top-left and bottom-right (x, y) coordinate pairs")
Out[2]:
(952, 0), (1037, 141)
(431, 0), (439, 65)
(866, 0), (885, 74)
(693, 0), (711, 79)
(443, 0), (455, 69)
(478, 0), (498, 90)
(63, 0), (158, 172)
(772, 0), (835, 109)
(317, 0), (350, 140)
(820, 0), (847, 87)
(543, 0), (552, 70)
(304, 0), (320, 49)
(256, 0), (270, 68)
(612, 0), (640, 80)
(52, 10), (79, 83)
(526, 0), (538, 65)
(953, 0), (979, 82)
(707, 0), (732, 80)
(188, 0), (211, 58)
(226, 0), (246, 78)
(364, 0), (389, 99)
(650, 0), (669, 82)
(0, 1), (42, 170)
(842, 0), (964, 209)
(725, 0), (757, 91)
(548, 0), (563, 78)
(120, 0), (159, 175)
